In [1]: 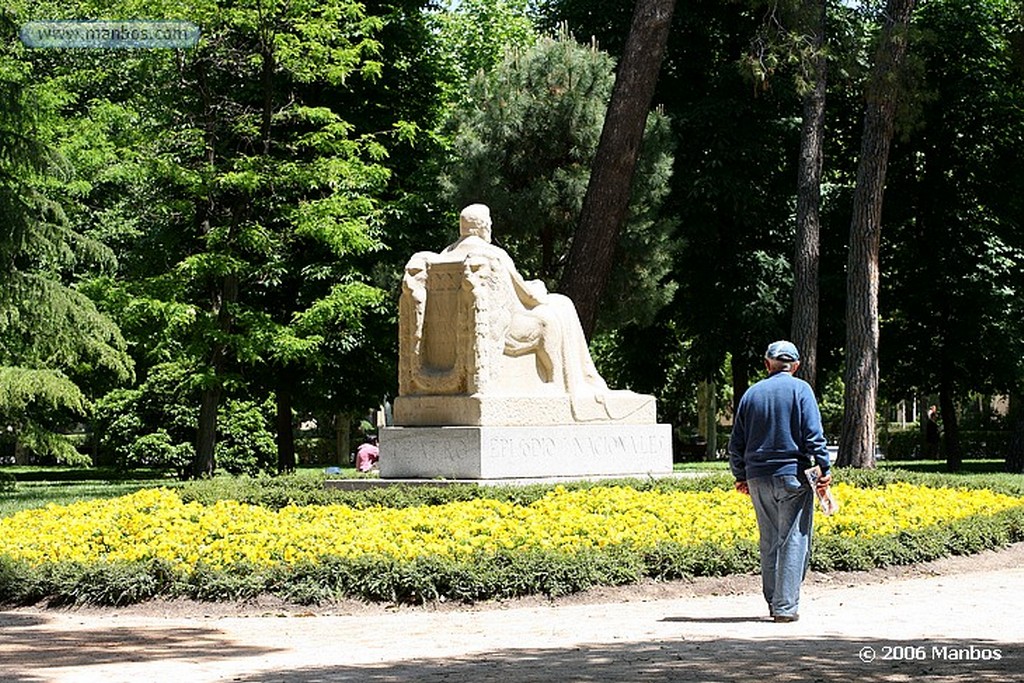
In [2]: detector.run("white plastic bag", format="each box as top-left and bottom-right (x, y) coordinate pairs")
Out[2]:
(804, 465), (838, 516)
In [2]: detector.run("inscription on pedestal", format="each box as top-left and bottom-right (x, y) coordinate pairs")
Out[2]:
(380, 425), (673, 480)
(491, 433), (668, 460)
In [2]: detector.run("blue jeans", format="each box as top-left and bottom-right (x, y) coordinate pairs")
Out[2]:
(748, 474), (814, 617)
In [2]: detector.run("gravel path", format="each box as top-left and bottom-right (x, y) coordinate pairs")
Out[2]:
(2, 543), (1022, 682)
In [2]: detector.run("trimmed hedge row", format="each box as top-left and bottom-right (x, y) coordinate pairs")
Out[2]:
(884, 429), (1012, 460)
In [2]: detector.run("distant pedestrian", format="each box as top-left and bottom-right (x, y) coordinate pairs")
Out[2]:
(355, 435), (379, 473)
(924, 405), (940, 459)
(728, 340), (832, 622)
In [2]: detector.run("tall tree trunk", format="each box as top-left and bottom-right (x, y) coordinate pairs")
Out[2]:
(705, 379), (718, 460)
(559, 0), (676, 339)
(938, 363), (962, 472)
(838, 0), (916, 468)
(335, 412), (352, 467)
(730, 351), (750, 415)
(193, 274), (237, 478)
(938, 389), (961, 472)
(191, 58), (225, 480)
(791, 0), (827, 391)
(276, 382), (296, 473)
(13, 438), (28, 465)
(1008, 393), (1024, 473)
(194, 382), (221, 477)
(697, 379), (718, 460)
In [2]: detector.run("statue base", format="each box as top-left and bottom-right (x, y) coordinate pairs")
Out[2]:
(393, 391), (657, 427)
(379, 423), (673, 480)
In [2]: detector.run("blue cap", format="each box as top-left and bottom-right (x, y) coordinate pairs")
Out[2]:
(765, 340), (800, 362)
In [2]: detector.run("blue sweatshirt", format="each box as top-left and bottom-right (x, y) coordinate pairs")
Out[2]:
(728, 371), (830, 481)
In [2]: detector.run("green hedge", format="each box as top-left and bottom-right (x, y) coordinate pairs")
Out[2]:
(884, 429), (1012, 460)
(179, 471), (741, 510)
(180, 467), (1024, 510)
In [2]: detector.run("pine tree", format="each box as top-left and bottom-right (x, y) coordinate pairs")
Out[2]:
(441, 28), (679, 332)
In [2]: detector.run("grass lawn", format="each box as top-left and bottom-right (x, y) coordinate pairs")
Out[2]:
(0, 467), (180, 517)
(0, 465), (367, 517)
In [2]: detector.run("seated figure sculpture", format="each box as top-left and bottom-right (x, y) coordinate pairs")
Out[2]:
(395, 204), (655, 426)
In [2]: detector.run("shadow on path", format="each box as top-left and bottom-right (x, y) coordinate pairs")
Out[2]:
(0, 613), (281, 683)
(660, 615), (768, 624)
(222, 637), (1014, 683)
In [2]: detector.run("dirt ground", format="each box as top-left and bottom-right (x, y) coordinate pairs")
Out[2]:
(2, 543), (1022, 682)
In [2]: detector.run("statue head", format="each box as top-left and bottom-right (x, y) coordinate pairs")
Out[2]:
(459, 204), (492, 242)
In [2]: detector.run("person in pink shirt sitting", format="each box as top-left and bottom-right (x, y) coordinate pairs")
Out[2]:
(354, 435), (379, 472)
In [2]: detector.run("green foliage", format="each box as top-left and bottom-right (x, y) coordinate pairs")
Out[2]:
(178, 471), (744, 510)
(43, 559), (175, 608)
(181, 561), (280, 602)
(427, 0), (540, 108)
(181, 470), (489, 509)
(125, 432), (193, 475)
(0, 555), (44, 605)
(837, 465), (1024, 497)
(16, 0), (407, 477)
(0, 363), (101, 468)
(884, 429), (923, 460)
(881, 0), (1024, 410)
(0, 555), (176, 607)
(643, 540), (759, 580)
(0, 368), (86, 419)
(93, 362), (196, 472)
(93, 362), (276, 476)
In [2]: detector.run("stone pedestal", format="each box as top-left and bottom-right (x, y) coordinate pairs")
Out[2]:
(379, 423), (673, 480)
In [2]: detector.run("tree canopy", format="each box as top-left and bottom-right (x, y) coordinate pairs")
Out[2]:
(5, 0), (1024, 473)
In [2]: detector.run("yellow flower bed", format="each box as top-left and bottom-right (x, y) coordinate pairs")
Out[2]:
(0, 483), (1021, 571)
(816, 482), (1024, 538)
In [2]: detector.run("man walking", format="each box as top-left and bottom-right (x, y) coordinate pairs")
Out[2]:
(728, 341), (831, 622)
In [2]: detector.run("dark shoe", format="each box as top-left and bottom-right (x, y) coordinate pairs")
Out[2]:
(773, 614), (799, 623)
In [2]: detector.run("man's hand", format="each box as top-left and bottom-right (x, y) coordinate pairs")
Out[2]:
(734, 480), (749, 496)
(815, 471), (832, 494)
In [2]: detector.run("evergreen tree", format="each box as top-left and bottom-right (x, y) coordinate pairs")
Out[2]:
(440, 29), (678, 332)
(0, 11), (132, 464)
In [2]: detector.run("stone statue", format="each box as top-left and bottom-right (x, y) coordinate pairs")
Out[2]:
(395, 204), (654, 426)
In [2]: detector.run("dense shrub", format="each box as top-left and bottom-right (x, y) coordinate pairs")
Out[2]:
(215, 399), (277, 476)
(883, 430), (922, 460)
(959, 431), (1012, 458)
(94, 362), (276, 477)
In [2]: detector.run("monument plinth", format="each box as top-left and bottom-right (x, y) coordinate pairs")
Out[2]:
(380, 204), (673, 480)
